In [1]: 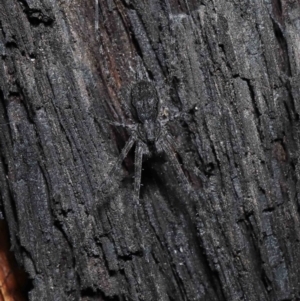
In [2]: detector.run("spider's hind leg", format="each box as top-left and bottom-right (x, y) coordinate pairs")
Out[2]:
(161, 139), (196, 200)
(95, 116), (136, 130)
(100, 135), (136, 195)
(133, 141), (144, 204)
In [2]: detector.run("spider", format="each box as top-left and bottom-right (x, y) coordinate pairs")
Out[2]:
(97, 81), (194, 204)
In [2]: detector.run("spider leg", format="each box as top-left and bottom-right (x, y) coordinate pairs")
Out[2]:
(161, 139), (195, 198)
(158, 106), (191, 127)
(161, 127), (206, 200)
(133, 141), (144, 204)
(100, 135), (136, 193)
(95, 116), (137, 130)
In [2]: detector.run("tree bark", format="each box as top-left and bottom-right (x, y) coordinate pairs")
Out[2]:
(1, 0), (300, 300)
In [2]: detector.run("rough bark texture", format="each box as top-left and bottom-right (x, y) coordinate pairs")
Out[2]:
(1, 0), (300, 300)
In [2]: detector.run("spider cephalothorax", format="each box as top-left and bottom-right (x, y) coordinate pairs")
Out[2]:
(98, 81), (193, 203)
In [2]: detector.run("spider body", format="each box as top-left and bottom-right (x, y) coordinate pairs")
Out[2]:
(131, 81), (159, 123)
(99, 81), (193, 203)
(137, 121), (161, 149)
(132, 82), (162, 147)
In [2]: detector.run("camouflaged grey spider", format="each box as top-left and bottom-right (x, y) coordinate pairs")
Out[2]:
(97, 81), (192, 203)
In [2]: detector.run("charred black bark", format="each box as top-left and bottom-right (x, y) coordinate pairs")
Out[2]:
(0, 0), (300, 300)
